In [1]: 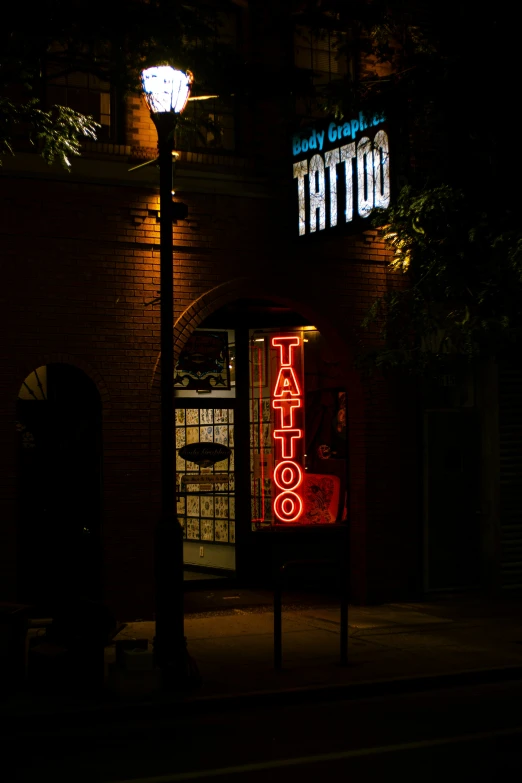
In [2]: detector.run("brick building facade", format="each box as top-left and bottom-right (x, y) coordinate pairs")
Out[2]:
(0, 5), (423, 620)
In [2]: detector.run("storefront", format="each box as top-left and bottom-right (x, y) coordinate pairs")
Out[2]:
(2, 3), (513, 620)
(172, 301), (349, 585)
(1, 71), (421, 618)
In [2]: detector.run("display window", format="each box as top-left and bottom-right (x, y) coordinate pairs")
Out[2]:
(249, 328), (347, 529)
(176, 323), (348, 578)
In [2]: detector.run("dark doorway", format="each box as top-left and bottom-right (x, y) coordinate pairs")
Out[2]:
(424, 410), (481, 591)
(16, 364), (103, 614)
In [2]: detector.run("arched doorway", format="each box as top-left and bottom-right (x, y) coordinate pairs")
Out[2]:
(15, 363), (103, 614)
(174, 298), (349, 586)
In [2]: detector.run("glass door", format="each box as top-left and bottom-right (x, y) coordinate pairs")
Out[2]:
(176, 406), (235, 573)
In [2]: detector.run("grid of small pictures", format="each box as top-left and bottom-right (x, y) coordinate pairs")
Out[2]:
(176, 407), (235, 545)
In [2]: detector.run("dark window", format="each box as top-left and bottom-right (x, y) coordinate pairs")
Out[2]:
(176, 9), (239, 153)
(46, 68), (114, 143)
(294, 26), (348, 84)
(294, 25), (352, 119)
(177, 96), (236, 153)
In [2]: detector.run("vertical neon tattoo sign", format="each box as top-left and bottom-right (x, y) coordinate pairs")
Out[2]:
(271, 334), (305, 523)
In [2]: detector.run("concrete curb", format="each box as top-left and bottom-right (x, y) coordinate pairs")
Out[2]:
(5, 663), (522, 735)
(189, 664), (522, 711)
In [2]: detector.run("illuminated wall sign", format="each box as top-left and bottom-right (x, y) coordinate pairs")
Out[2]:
(292, 113), (390, 236)
(271, 334), (305, 523)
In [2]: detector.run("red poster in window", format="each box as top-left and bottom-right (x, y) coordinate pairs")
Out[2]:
(271, 334), (305, 523)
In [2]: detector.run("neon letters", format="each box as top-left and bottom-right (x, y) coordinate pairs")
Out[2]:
(271, 335), (305, 523)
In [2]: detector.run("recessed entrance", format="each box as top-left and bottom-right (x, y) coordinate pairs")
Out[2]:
(176, 298), (348, 587)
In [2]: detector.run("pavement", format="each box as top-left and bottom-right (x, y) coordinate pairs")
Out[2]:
(3, 589), (522, 728)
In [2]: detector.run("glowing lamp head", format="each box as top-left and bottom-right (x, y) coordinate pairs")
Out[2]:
(141, 66), (193, 114)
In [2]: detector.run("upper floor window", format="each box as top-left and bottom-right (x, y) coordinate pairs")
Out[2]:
(293, 24), (353, 120)
(294, 26), (349, 84)
(46, 70), (113, 143)
(177, 96), (236, 153)
(43, 38), (122, 144)
(176, 9), (239, 154)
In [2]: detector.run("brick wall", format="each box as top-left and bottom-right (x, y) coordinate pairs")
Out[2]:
(126, 93), (158, 160)
(1, 154), (419, 616)
(0, 18), (420, 615)
(0, 162), (418, 617)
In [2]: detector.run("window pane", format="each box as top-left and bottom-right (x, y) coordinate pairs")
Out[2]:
(46, 69), (112, 141)
(176, 408), (235, 545)
(294, 26), (346, 80)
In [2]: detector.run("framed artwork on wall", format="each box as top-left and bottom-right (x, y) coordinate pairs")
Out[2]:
(174, 331), (230, 391)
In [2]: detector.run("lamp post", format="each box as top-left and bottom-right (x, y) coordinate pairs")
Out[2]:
(141, 65), (193, 684)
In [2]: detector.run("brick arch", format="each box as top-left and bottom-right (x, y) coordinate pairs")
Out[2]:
(11, 353), (111, 417)
(174, 277), (355, 373)
(149, 278), (257, 409)
(150, 275), (359, 395)
(148, 275), (366, 427)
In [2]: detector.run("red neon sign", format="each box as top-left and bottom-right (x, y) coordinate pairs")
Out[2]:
(271, 334), (305, 523)
(274, 460), (303, 491)
(272, 336), (300, 365)
(272, 398), (301, 428)
(273, 367), (301, 397)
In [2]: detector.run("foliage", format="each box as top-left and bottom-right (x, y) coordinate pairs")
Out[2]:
(360, 186), (522, 372)
(292, 1), (522, 370)
(0, 98), (99, 169)
(1, 1), (239, 169)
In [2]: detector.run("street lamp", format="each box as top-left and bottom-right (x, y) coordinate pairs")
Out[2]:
(141, 65), (193, 687)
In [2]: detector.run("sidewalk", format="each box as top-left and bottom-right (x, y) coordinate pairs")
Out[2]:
(110, 596), (522, 699)
(3, 593), (522, 726)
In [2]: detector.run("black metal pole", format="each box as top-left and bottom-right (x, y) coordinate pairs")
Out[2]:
(340, 525), (349, 666)
(274, 567), (283, 670)
(151, 113), (186, 682)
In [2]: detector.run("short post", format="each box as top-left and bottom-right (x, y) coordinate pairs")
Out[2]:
(272, 531), (282, 670)
(339, 529), (349, 666)
(273, 579), (283, 670)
